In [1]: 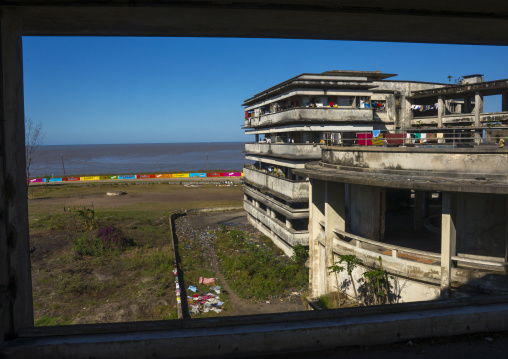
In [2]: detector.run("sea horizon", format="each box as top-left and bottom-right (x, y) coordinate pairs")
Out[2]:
(32, 142), (250, 178)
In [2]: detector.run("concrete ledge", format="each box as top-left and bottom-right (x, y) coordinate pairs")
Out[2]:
(4, 296), (508, 358)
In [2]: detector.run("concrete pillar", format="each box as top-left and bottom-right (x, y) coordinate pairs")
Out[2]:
(243, 194), (248, 201)
(438, 96), (444, 128)
(0, 10), (33, 342)
(401, 96), (412, 128)
(270, 208), (276, 219)
(414, 190), (423, 232)
(255, 134), (259, 142)
(474, 91), (484, 127)
(285, 218), (293, 230)
(464, 96), (472, 113)
(503, 93), (508, 112)
(325, 181), (346, 293)
(440, 192), (457, 298)
(255, 200), (260, 209)
(309, 179), (326, 297)
(349, 184), (386, 241)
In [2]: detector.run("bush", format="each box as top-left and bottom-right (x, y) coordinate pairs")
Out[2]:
(73, 226), (131, 258)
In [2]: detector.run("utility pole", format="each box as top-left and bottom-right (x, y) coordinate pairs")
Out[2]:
(61, 154), (66, 178)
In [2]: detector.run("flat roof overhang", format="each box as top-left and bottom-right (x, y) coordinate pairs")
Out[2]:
(295, 161), (508, 194)
(9, 2), (508, 45)
(410, 79), (508, 102)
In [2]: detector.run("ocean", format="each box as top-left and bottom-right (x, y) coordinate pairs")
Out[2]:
(30, 142), (249, 178)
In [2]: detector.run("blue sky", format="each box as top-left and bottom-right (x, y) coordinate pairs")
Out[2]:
(22, 37), (508, 145)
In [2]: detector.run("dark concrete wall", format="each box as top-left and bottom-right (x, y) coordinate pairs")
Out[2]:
(456, 193), (507, 259)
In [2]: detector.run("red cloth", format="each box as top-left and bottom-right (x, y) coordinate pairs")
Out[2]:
(385, 133), (404, 145)
(356, 133), (372, 146)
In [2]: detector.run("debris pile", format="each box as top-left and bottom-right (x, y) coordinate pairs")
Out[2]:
(187, 283), (225, 315)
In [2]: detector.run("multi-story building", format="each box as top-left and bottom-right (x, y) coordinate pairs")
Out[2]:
(242, 70), (454, 256)
(295, 75), (508, 302)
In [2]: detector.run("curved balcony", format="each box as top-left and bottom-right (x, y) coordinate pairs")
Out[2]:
(245, 143), (321, 159)
(244, 200), (308, 247)
(243, 166), (308, 201)
(246, 107), (373, 128)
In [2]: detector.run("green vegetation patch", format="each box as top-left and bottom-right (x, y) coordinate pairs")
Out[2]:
(212, 227), (308, 300)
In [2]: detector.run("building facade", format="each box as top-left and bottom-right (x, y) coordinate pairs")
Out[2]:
(242, 70), (454, 256)
(295, 76), (508, 302)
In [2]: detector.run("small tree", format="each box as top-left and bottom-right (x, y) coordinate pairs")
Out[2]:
(359, 257), (393, 305)
(25, 117), (46, 183)
(328, 254), (363, 305)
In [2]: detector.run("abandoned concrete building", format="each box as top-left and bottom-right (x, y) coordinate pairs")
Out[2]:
(294, 75), (508, 302)
(242, 70), (466, 256)
(2, 2), (508, 358)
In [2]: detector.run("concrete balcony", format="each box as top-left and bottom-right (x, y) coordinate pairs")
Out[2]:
(243, 166), (309, 201)
(410, 111), (508, 126)
(244, 143), (321, 159)
(244, 200), (309, 247)
(246, 107), (373, 128)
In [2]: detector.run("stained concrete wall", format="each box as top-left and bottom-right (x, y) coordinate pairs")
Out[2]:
(455, 193), (507, 260)
(243, 166), (309, 200)
(349, 184), (386, 242)
(322, 147), (508, 178)
(245, 143), (321, 159)
(250, 108), (373, 127)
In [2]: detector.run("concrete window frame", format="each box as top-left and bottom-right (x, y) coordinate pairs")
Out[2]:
(1, 3), (508, 358)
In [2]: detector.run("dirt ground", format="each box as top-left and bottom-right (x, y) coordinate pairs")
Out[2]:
(29, 183), (305, 325)
(176, 211), (306, 316)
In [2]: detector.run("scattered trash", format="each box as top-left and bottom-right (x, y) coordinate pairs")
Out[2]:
(199, 277), (216, 285)
(187, 285), (197, 292)
(211, 286), (221, 295)
(266, 301), (270, 304)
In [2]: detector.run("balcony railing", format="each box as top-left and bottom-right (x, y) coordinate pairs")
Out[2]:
(245, 107), (373, 128)
(244, 143), (321, 159)
(245, 200), (308, 246)
(410, 112), (508, 127)
(243, 166), (308, 201)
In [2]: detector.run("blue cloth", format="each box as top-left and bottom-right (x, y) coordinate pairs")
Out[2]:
(188, 286), (197, 292)
(372, 130), (381, 138)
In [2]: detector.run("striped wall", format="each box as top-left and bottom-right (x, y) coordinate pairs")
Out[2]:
(28, 172), (243, 183)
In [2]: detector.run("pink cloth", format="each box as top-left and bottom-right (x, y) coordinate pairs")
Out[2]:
(199, 277), (216, 285)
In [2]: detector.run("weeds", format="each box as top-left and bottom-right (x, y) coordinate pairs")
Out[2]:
(212, 228), (308, 300)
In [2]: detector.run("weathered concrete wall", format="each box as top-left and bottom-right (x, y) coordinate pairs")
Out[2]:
(309, 179), (326, 297)
(250, 108), (373, 128)
(455, 193), (507, 260)
(244, 200), (308, 246)
(245, 143), (321, 159)
(349, 184), (386, 241)
(243, 185), (309, 219)
(322, 147), (508, 178)
(411, 112), (508, 126)
(243, 166), (309, 200)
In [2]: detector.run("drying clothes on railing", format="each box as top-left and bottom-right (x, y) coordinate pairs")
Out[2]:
(372, 133), (384, 146)
(385, 133), (404, 145)
(356, 133), (372, 146)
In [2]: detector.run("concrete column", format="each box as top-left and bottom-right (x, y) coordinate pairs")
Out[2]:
(438, 96), (444, 128)
(243, 194), (248, 201)
(255, 134), (259, 142)
(255, 200), (260, 209)
(414, 190), (423, 232)
(0, 10), (33, 342)
(270, 208), (276, 219)
(401, 96), (412, 128)
(440, 192), (457, 298)
(285, 218), (292, 230)
(474, 91), (484, 127)
(349, 184), (386, 242)
(502, 93), (508, 112)
(464, 96), (472, 113)
(309, 179), (326, 297)
(325, 181), (346, 293)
